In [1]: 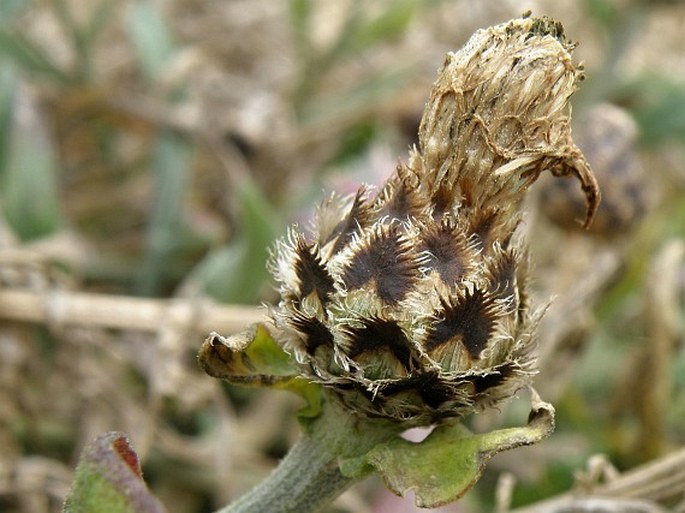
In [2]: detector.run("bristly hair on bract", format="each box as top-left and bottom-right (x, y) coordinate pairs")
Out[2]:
(269, 14), (600, 427)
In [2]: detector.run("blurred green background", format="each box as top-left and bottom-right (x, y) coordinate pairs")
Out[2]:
(1, 1), (684, 512)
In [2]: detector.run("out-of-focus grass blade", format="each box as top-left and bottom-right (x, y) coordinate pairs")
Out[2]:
(0, 29), (72, 85)
(331, 0), (443, 63)
(83, 0), (118, 51)
(289, 0), (313, 58)
(584, 0), (619, 29)
(337, 0), (418, 58)
(0, 65), (14, 171)
(671, 351), (685, 429)
(0, 0), (29, 20)
(301, 66), (411, 123)
(0, 79), (62, 240)
(51, 0), (89, 79)
(136, 131), (192, 296)
(626, 76), (685, 145)
(189, 178), (280, 304)
(125, 1), (175, 80)
(293, 0), (438, 118)
(49, 0), (116, 81)
(330, 120), (377, 165)
(292, 1), (361, 113)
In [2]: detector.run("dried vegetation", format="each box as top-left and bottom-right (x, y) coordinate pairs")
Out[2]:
(1, 1), (685, 512)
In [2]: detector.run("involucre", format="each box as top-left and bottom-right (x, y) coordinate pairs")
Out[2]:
(269, 15), (600, 427)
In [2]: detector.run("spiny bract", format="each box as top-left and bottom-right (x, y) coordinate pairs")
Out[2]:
(269, 15), (599, 426)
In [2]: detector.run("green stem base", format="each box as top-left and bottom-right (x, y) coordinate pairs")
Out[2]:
(217, 397), (399, 513)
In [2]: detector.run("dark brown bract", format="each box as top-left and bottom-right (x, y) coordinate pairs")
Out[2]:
(269, 15), (599, 426)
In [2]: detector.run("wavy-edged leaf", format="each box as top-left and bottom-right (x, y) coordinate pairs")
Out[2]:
(198, 323), (323, 420)
(340, 391), (555, 508)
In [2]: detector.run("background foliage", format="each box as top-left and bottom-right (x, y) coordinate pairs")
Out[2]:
(0, 1), (684, 512)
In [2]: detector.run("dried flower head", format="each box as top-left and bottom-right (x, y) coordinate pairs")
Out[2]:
(269, 14), (599, 426)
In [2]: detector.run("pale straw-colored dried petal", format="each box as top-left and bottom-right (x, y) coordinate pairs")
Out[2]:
(413, 15), (599, 231)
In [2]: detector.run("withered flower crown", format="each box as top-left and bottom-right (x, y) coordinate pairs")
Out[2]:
(270, 15), (599, 426)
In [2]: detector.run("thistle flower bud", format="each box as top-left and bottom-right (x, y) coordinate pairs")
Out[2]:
(269, 15), (599, 426)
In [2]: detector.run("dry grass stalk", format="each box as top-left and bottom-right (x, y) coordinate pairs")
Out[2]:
(510, 447), (685, 512)
(0, 288), (265, 335)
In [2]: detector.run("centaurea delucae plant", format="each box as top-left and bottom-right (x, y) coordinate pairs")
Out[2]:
(269, 14), (599, 426)
(199, 13), (600, 513)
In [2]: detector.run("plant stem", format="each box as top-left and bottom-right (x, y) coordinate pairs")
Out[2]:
(217, 398), (398, 513)
(0, 287), (264, 334)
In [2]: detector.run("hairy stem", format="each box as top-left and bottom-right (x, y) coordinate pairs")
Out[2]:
(217, 398), (398, 513)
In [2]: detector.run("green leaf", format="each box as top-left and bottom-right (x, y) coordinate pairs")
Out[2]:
(342, 0), (418, 56)
(0, 64), (16, 173)
(583, 0), (619, 29)
(126, 1), (175, 80)
(199, 324), (297, 380)
(136, 131), (192, 295)
(0, 81), (62, 240)
(0, 0), (29, 20)
(331, 121), (377, 164)
(83, 0), (118, 50)
(63, 432), (166, 513)
(198, 323), (323, 420)
(340, 392), (555, 508)
(190, 177), (279, 304)
(289, 0), (313, 58)
(630, 78), (685, 145)
(51, 0), (115, 80)
(300, 66), (410, 123)
(0, 29), (72, 85)
(292, 0), (422, 116)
